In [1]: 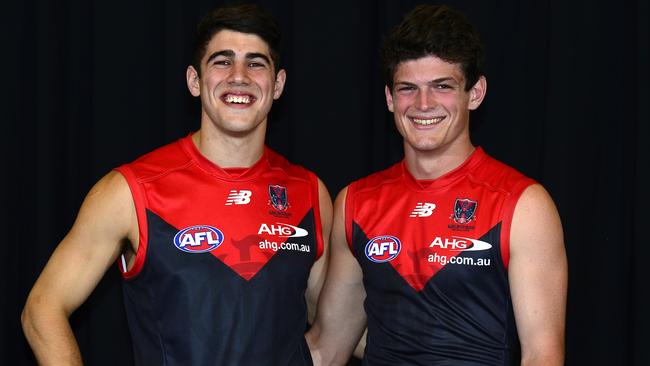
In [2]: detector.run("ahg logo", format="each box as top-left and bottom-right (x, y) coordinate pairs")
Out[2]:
(429, 236), (492, 252)
(258, 223), (308, 238)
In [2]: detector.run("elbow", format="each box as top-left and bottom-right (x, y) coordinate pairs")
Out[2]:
(21, 294), (54, 343)
(305, 322), (322, 355)
(21, 300), (37, 342)
(521, 355), (564, 366)
(520, 345), (565, 366)
(305, 325), (322, 366)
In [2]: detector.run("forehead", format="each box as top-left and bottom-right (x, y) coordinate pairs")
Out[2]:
(393, 55), (465, 84)
(204, 29), (272, 60)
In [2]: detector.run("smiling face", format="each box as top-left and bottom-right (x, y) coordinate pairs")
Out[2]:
(386, 55), (486, 157)
(187, 29), (286, 137)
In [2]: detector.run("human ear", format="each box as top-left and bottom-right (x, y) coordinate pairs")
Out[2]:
(468, 76), (487, 110)
(273, 69), (287, 99)
(186, 66), (201, 97)
(385, 85), (395, 112)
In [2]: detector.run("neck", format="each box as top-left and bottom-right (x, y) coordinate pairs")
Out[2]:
(192, 125), (266, 168)
(404, 142), (475, 180)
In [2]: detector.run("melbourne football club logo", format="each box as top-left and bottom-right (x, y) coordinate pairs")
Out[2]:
(452, 198), (477, 224)
(173, 225), (224, 253)
(268, 184), (289, 211)
(365, 235), (401, 263)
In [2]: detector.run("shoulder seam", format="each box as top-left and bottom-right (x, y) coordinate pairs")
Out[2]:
(136, 160), (196, 184)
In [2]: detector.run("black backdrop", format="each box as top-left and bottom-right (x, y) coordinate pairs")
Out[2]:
(2, 0), (648, 365)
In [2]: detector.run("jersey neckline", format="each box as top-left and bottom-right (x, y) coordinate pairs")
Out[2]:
(179, 134), (270, 181)
(400, 147), (487, 191)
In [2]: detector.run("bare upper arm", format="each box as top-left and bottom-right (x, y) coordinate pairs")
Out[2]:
(26, 170), (138, 316)
(509, 184), (567, 364)
(307, 187), (367, 364)
(306, 178), (333, 322)
(326, 187), (365, 293)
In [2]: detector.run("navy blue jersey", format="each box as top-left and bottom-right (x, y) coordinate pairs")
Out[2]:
(346, 148), (534, 365)
(115, 135), (323, 365)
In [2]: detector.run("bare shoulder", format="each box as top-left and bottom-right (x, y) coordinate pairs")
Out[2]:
(331, 187), (349, 236)
(70, 170), (137, 249)
(316, 177), (333, 228)
(330, 186), (353, 255)
(514, 183), (559, 219)
(334, 186), (349, 213)
(81, 170), (133, 216)
(510, 183), (563, 253)
(24, 170), (138, 316)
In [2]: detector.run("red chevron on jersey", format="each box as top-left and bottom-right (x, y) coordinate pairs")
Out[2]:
(114, 135), (322, 365)
(346, 148), (536, 364)
(118, 135), (323, 281)
(346, 147), (534, 292)
(159, 178), (310, 280)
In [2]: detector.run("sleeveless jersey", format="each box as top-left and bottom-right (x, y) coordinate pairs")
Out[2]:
(345, 147), (535, 365)
(114, 135), (323, 366)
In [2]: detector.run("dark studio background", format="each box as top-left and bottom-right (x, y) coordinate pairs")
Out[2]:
(1, 0), (648, 365)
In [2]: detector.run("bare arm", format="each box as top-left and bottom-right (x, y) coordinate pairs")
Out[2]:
(351, 330), (367, 360)
(306, 178), (333, 323)
(306, 187), (367, 366)
(21, 171), (137, 366)
(509, 184), (567, 366)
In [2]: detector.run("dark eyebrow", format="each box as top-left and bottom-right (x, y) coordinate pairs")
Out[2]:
(245, 52), (271, 65)
(205, 50), (272, 67)
(394, 81), (417, 87)
(429, 77), (459, 85)
(205, 50), (235, 65)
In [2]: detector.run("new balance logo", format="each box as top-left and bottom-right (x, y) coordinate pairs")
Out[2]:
(225, 190), (252, 205)
(410, 202), (436, 217)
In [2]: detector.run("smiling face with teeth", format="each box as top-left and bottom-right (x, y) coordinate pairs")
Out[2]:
(386, 55), (486, 162)
(187, 29), (286, 139)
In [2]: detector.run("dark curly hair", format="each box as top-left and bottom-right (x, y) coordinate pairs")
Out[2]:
(381, 4), (485, 91)
(191, 3), (281, 76)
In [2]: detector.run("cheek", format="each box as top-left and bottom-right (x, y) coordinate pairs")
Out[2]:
(440, 94), (469, 111)
(201, 75), (221, 93)
(251, 72), (275, 89)
(393, 95), (415, 114)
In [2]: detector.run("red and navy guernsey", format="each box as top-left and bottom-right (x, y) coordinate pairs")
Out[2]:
(346, 147), (535, 365)
(115, 135), (323, 366)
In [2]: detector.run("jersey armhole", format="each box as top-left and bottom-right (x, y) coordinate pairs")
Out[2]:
(500, 178), (536, 269)
(114, 165), (149, 279)
(309, 173), (324, 259)
(344, 184), (355, 253)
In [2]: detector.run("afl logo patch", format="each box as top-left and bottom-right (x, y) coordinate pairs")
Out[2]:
(173, 225), (224, 253)
(365, 235), (401, 263)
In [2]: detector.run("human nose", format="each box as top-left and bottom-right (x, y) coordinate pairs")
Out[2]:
(416, 89), (435, 111)
(228, 62), (250, 85)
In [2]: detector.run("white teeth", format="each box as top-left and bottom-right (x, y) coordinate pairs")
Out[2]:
(225, 95), (251, 104)
(412, 117), (444, 125)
